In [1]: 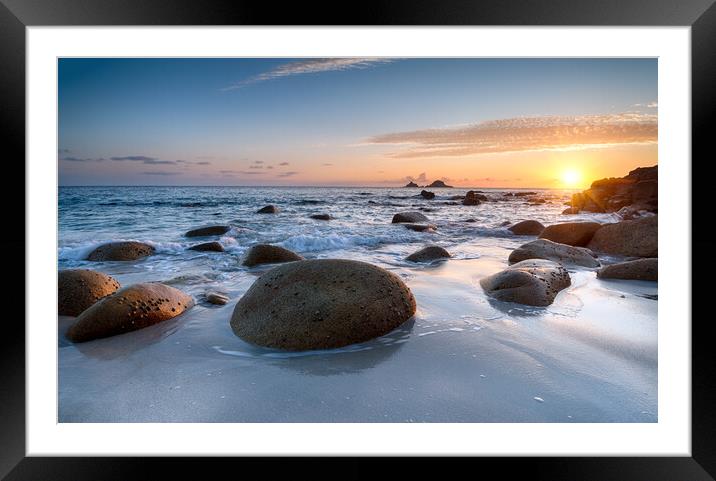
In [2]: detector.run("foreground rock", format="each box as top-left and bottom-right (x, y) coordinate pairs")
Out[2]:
(508, 239), (600, 267)
(392, 211), (429, 223)
(406, 246), (451, 262)
(426, 180), (453, 188)
(480, 259), (571, 307)
(587, 216), (657, 257)
(508, 220), (545, 236)
(58, 269), (121, 316)
(597, 258), (657, 281)
(310, 214), (331, 220)
(206, 292), (230, 305)
(403, 223), (437, 232)
(188, 241), (224, 252)
(242, 244), (304, 267)
(570, 165), (657, 214)
(184, 225), (230, 237)
(463, 191), (486, 205)
(257, 205), (279, 214)
(66, 283), (194, 342)
(539, 221), (602, 246)
(87, 241), (155, 261)
(230, 259), (417, 350)
(420, 190), (435, 199)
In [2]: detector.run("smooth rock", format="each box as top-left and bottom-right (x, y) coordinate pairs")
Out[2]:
(257, 205), (279, 214)
(508, 220), (545, 236)
(406, 246), (451, 262)
(206, 292), (230, 305)
(188, 241), (224, 252)
(420, 190), (435, 199)
(508, 239), (600, 268)
(403, 223), (437, 232)
(184, 225), (230, 237)
(310, 214), (332, 220)
(242, 244), (304, 267)
(230, 259), (417, 350)
(587, 216), (657, 257)
(597, 258), (658, 281)
(87, 241), (155, 261)
(58, 269), (121, 316)
(539, 222), (602, 246)
(66, 282), (194, 342)
(392, 211), (429, 223)
(480, 259), (571, 307)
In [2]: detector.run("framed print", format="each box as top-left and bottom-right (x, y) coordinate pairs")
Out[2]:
(3, 0), (714, 478)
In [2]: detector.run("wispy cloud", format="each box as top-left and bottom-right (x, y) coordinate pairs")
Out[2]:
(142, 171), (182, 176)
(279, 162), (290, 166)
(367, 113), (657, 158)
(110, 155), (157, 162)
(60, 156), (105, 162)
(278, 171), (300, 177)
(633, 101), (658, 108)
(222, 58), (393, 91)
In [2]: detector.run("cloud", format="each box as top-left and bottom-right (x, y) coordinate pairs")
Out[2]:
(110, 155), (157, 162)
(58, 148), (71, 154)
(278, 171), (299, 177)
(141, 171), (181, 176)
(633, 101), (658, 108)
(196, 161), (211, 165)
(367, 113), (658, 158)
(249, 165), (263, 169)
(404, 172), (428, 183)
(223, 58), (393, 90)
(322, 163), (334, 166)
(60, 156), (105, 162)
(266, 166), (274, 170)
(253, 160), (264, 164)
(279, 162), (290, 166)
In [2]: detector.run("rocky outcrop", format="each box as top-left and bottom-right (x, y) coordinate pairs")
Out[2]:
(508, 220), (545, 236)
(392, 211), (429, 223)
(310, 214), (332, 220)
(570, 165), (657, 214)
(403, 223), (437, 232)
(188, 241), (224, 252)
(66, 283), (194, 342)
(480, 259), (571, 307)
(58, 269), (121, 316)
(538, 222), (603, 247)
(463, 191), (487, 205)
(587, 216), (657, 257)
(597, 258), (657, 281)
(509, 239), (599, 268)
(426, 180), (453, 188)
(87, 241), (155, 261)
(242, 244), (304, 267)
(406, 246), (451, 262)
(184, 225), (231, 237)
(404, 181), (419, 188)
(257, 205), (279, 214)
(230, 259), (417, 350)
(420, 190), (435, 199)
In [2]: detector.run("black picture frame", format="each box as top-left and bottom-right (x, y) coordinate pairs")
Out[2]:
(2, 0), (713, 478)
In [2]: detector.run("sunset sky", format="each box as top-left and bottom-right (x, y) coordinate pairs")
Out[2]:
(58, 58), (657, 188)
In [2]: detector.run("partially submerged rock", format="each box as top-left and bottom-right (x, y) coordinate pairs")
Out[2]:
(392, 211), (429, 223)
(480, 259), (571, 307)
(597, 258), (657, 281)
(257, 205), (279, 214)
(462, 191), (484, 206)
(539, 222), (602, 246)
(206, 292), (230, 305)
(508, 239), (600, 268)
(508, 220), (545, 236)
(184, 225), (231, 237)
(420, 190), (435, 199)
(66, 283), (194, 342)
(403, 223), (437, 232)
(587, 216), (657, 257)
(58, 269), (121, 316)
(406, 246), (451, 262)
(87, 241), (155, 261)
(242, 244), (304, 267)
(310, 214), (332, 220)
(230, 259), (417, 350)
(188, 241), (224, 252)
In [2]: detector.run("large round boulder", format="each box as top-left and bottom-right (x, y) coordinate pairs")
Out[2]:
(242, 244), (304, 267)
(257, 205), (279, 214)
(185, 225), (231, 237)
(597, 258), (657, 281)
(230, 259), (416, 350)
(587, 215), (657, 257)
(392, 211), (429, 223)
(406, 246), (451, 262)
(538, 222), (602, 246)
(86, 241), (155, 261)
(508, 239), (599, 268)
(58, 269), (121, 316)
(66, 283), (194, 342)
(480, 259), (571, 307)
(508, 220), (545, 236)
(188, 241), (224, 252)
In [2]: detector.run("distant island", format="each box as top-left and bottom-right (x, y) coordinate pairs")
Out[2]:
(404, 181), (419, 187)
(403, 179), (453, 188)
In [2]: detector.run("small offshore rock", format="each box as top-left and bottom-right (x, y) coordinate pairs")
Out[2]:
(188, 241), (224, 252)
(392, 211), (429, 223)
(87, 241), (155, 261)
(403, 223), (437, 232)
(406, 245), (451, 262)
(420, 190), (435, 199)
(242, 244), (304, 267)
(310, 214), (332, 220)
(184, 225), (231, 237)
(257, 205), (279, 214)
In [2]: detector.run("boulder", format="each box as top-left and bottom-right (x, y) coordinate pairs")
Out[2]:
(406, 246), (451, 262)
(310, 214), (332, 220)
(242, 244), (304, 267)
(562, 207), (577, 215)
(188, 241), (224, 252)
(392, 211), (429, 223)
(66, 282), (194, 342)
(206, 292), (230, 305)
(587, 216), (657, 257)
(87, 241), (155, 261)
(597, 258), (657, 281)
(463, 191), (486, 205)
(426, 180), (453, 188)
(58, 269), (121, 316)
(403, 223), (437, 232)
(538, 222), (602, 246)
(184, 225), (230, 237)
(420, 190), (435, 199)
(257, 205), (279, 214)
(230, 259), (416, 350)
(508, 239), (600, 268)
(508, 220), (545, 236)
(480, 259), (571, 307)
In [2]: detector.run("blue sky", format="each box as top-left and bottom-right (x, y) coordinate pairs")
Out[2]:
(58, 58), (657, 187)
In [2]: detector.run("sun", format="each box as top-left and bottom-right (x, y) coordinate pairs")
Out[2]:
(560, 169), (582, 187)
